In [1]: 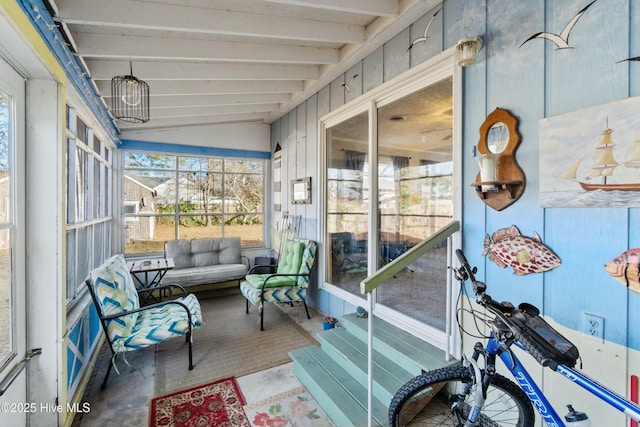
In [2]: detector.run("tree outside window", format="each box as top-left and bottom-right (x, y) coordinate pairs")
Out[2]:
(123, 152), (265, 254)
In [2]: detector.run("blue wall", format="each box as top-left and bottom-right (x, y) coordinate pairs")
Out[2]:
(272, 0), (640, 352)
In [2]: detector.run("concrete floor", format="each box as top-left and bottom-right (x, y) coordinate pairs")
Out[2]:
(71, 297), (328, 427)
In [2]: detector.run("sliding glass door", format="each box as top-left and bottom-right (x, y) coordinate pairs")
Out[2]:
(375, 78), (453, 330)
(325, 111), (369, 297)
(321, 55), (459, 346)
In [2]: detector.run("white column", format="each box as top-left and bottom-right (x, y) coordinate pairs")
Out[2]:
(25, 79), (64, 427)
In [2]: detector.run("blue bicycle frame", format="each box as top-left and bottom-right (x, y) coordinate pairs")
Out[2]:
(481, 334), (640, 426)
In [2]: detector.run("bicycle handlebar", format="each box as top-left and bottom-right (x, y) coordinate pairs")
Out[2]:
(455, 249), (514, 314)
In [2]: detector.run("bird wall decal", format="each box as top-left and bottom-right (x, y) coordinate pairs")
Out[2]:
(520, 0), (596, 49)
(407, 9), (441, 51)
(617, 56), (640, 63)
(341, 74), (359, 93)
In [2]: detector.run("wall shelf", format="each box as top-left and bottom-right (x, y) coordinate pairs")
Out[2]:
(471, 180), (524, 201)
(473, 108), (526, 211)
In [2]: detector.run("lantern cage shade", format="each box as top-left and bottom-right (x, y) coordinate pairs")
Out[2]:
(455, 36), (483, 67)
(110, 75), (150, 123)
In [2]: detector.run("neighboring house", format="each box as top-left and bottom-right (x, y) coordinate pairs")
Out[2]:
(123, 174), (156, 241)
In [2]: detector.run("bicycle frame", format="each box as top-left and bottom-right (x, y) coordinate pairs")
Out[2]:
(479, 334), (640, 426)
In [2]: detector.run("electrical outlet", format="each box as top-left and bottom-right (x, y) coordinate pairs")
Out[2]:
(584, 313), (604, 340)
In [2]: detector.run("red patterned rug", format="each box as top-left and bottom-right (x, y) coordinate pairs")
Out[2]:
(149, 377), (250, 427)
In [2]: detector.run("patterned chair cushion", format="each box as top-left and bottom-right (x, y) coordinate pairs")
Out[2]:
(240, 281), (306, 305)
(240, 239), (317, 301)
(89, 254), (140, 341)
(112, 293), (202, 353)
(295, 239), (317, 289)
(244, 240), (305, 289)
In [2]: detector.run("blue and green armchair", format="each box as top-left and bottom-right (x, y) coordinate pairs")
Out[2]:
(240, 239), (317, 330)
(85, 254), (202, 389)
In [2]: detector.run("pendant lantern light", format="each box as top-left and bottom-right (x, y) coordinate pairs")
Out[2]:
(111, 62), (150, 123)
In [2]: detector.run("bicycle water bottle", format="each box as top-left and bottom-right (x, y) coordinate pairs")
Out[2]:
(564, 404), (591, 426)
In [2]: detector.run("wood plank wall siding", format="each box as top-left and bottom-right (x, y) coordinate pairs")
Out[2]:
(271, 2), (640, 425)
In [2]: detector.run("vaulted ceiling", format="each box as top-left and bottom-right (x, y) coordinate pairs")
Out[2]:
(47, 0), (440, 131)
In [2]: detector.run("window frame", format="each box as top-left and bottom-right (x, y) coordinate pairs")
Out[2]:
(65, 105), (114, 308)
(122, 150), (267, 256)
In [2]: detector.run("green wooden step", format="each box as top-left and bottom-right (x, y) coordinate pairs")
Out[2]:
(340, 313), (454, 374)
(290, 346), (390, 427)
(317, 327), (414, 404)
(291, 315), (460, 427)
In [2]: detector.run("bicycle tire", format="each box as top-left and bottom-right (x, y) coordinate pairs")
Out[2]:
(389, 366), (535, 427)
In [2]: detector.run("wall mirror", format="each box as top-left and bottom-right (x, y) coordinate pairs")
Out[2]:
(487, 122), (509, 153)
(473, 107), (525, 211)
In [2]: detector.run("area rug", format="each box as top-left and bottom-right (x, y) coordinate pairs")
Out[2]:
(149, 377), (250, 427)
(243, 386), (335, 427)
(155, 293), (318, 395)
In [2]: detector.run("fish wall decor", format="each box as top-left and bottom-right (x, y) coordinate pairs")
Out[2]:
(483, 225), (562, 275)
(604, 249), (640, 294)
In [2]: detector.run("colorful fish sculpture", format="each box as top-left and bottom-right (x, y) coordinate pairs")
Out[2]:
(604, 249), (640, 294)
(483, 225), (562, 275)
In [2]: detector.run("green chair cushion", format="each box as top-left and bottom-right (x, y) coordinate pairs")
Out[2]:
(276, 240), (304, 275)
(245, 274), (297, 289)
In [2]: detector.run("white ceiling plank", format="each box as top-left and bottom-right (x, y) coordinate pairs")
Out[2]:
(56, 0), (365, 44)
(95, 80), (303, 96)
(87, 60), (320, 81)
(74, 33), (339, 64)
(148, 103), (281, 119)
(116, 113), (267, 131)
(47, 0), (441, 132)
(260, 0), (399, 17)
(267, 0), (441, 122)
(129, 93), (291, 108)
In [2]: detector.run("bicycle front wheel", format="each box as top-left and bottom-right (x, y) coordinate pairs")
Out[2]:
(389, 366), (534, 427)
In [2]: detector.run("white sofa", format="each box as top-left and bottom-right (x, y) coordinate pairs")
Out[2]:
(161, 237), (249, 287)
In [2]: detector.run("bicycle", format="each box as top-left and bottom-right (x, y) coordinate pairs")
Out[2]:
(388, 249), (640, 426)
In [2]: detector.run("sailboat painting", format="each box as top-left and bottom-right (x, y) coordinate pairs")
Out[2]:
(539, 96), (640, 207)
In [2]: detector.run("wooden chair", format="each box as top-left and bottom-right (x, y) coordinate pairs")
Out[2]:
(240, 239), (317, 330)
(85, 254), (202, 389)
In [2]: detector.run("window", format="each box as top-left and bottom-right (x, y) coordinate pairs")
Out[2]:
(0, 86), (13, 367)
(65, 105), (113, 306)
(123, 152), (265, 254)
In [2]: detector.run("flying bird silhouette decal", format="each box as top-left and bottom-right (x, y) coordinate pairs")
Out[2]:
(407, 9), (441, 51)
(617, 56), (640, 63)
(341, 74), (359, 93)
(520, 0), (596, 49)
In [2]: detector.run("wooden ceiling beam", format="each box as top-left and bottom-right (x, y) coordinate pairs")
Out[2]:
(87, 60), (320, 81)
(56, 0), (364, 44)
(74, 33), (339, 64)
(95, 80), (303, 96)
(113, 93), (291, 109)
(116, 113), (267, 131)
(260, 0), (399, 17)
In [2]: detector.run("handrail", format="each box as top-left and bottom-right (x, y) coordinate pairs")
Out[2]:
(360, 219), (460, 427)
(0, 348), (42, 397)
(360, 220), (460, 294)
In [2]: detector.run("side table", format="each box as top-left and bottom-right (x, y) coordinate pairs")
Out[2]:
(127, 258), (175, 304)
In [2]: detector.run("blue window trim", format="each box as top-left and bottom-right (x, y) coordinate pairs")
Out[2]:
(17, 0), (120, 143)
(120, 139), (271, 159)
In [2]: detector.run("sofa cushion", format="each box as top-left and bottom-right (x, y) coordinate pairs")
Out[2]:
(165, 237), (243, 269)
(164, 239), (194, 269)
(162, 263), (248, 286)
